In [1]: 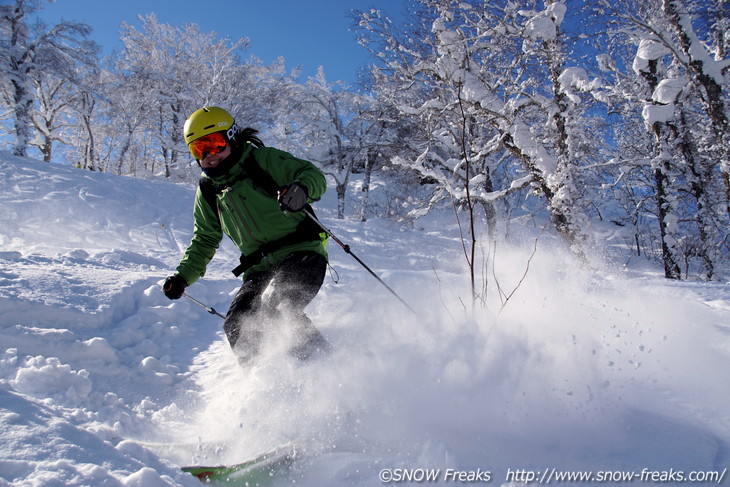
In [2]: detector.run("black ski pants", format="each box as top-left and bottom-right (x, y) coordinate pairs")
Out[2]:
(223, 251), (328, 363)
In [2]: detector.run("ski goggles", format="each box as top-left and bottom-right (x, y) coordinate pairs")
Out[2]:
(189, 132), (227, 160)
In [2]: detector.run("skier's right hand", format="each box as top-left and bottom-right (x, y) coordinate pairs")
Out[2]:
(163, 274), (187, 300)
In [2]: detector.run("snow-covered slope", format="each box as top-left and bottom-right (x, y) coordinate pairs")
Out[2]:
(1, 152), (729, 486)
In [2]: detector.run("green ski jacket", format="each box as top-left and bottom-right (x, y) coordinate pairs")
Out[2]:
(176, 144), (327, 285)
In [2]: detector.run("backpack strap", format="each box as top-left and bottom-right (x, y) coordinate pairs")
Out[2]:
(243, 149), (279, 196)
(198, 176), (219, 215)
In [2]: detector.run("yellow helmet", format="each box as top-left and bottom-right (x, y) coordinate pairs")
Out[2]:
(183, 106), (236, 145)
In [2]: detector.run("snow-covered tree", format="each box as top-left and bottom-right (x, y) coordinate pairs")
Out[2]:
(661, 0), (729, 211)
(353, 92), (407, 222)
(592, 0), (729, 279)
(635, 38), (684, 279)
(30, 72), (73, 162)
(0, 0), (97, 158)
(355, 0), (601, 255)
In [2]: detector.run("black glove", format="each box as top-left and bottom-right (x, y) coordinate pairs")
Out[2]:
(162, 274), (187, 300)
(277, 183), (308, 212)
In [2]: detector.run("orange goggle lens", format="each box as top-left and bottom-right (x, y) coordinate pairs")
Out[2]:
(189, 132), (227, 160)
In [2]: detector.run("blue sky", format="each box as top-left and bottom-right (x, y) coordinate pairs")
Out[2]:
(35, 0), (408, 85)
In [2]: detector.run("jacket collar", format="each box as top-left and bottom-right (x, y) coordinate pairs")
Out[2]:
(205, 144), (255, 187)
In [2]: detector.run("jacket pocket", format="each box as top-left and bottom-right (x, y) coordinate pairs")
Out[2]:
(219, 192), (265, 247)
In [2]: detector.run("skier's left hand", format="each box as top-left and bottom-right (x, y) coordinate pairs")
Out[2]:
(278, 183), (308, 212)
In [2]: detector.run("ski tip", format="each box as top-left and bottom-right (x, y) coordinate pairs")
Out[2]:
(181, 442), (297, 483)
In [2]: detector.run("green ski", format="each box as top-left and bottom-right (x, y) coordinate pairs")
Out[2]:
(181, 443), (296, 485)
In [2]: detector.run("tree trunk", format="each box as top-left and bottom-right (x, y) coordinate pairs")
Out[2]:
(640, 58), (682, 279)
(11, 78), (32, 157)
(360, 150), (375, 222)
(662, 0), (730, 218)
(336, 182), (346, 220)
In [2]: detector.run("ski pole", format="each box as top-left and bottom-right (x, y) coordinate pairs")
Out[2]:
(303, 209), (417, 316)
(182, 292), (226, 319)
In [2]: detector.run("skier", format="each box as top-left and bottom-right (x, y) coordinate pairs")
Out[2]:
(162, 106), (330, 364)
